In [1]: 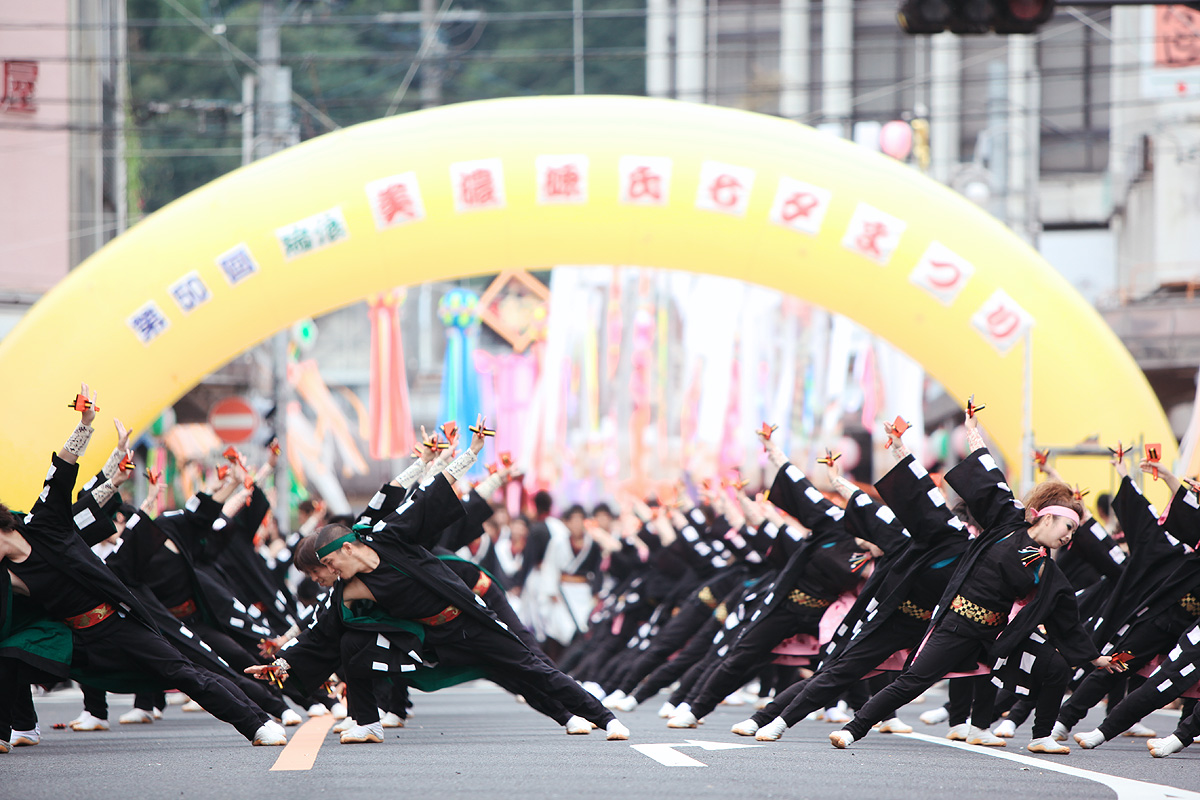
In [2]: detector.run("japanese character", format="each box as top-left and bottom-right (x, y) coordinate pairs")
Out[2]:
(280, 226), (313, 258)
(544, 164), (582, 199)
(627, 166), (662, 201)
(708, 173), (743, 208)
(460, 169), (496, 207)
(855, 221), (889, 258)
(781, 191), (820, 222)
(217, 246), (258, 285)
(377, 183), (417, 224)
(128, 303), (169, 345)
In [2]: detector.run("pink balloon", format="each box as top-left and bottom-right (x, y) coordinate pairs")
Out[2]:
(879, 120), (913, 161)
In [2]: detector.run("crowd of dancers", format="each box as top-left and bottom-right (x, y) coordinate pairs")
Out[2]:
(3, 381), (1200, 763)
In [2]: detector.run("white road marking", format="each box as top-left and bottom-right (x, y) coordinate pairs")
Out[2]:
(900, 732), (1200, 800)
(631, 739), (761, 767)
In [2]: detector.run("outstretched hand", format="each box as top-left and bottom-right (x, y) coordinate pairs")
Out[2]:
(79, 383), (97, 426)
(468, 415), (487, 455)
(114, 418), (131, 451)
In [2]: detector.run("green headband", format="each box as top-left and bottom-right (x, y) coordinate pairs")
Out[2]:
(316, 531), (359, 559)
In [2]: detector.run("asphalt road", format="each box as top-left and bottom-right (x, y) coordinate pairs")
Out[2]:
(5, 683), (1200, 800)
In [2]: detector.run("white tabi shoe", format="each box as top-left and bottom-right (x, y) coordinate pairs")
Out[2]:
(306, 703), (330, 717)
(1148, 735), (1185, 758)
(152, 708), (163, 720)
(731, 719), (760, 737)
(1073, 729), (1106, 749)
(657, 702), (676, 719)
(1050, 721), (1070, 742)
(330, 702), (348, 720)
(11, 726), (40, 746)
(667, 710), (699, 729)
(69, 711), (110, 731)
(566, 715), (592, 735)
(340, 722), (384, 744)
(756, 718), (788, 742)
(252, 721), (288, 746)
(967, 725), (1006, 747)
(380, 712), (405, 728)
(829, 730), (856, 749)
(1123, 721), (1156, 738)
(333, 717), (356, 734)
(602, 690), (627, 709)
(181, 700), (205, 713)
(1028, 736), (1070, 754)
(0, 739), (11, 754)
(280, 709), (303, 727)
(605, 720), (631, 741)
(721, 690), (748, 707)
(993, 719), (1017, 738)
(582, 682), (606, 700)
(877, 717), (913, 734)
(612, 695), (638, 713)
(824, 702), (852, 724)
(945, 723), (969, 741)
(165, 692), (188, 706)
(118, 708), (154, 725)
(920, 706), (949, 725)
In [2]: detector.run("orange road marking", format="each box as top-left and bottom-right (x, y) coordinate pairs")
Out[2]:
(270, 716), (336, 771)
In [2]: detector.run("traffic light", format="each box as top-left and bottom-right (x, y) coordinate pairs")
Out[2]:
(993, 0), (1055, 34)
(898, 0), (1056, 35)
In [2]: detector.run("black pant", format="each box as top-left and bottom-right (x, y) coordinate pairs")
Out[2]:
(617, 599), (714, 695)
(777, 615), (927, 726)
(73, 615), (269, 740)
(751, 677), (808, 726)
(1099, 651), (1199, 739)
(635, 616), (724, 704)
(844, 624), (989, 740)
(425, 618), (616, 727)
(0, 660), (39, 740)
(82, 682), (109, 718)
(686, 603), (821, 720)
(181, 617), (292, 716)
(1057, 617), (1184, 729)
(573, 606), (652, 687)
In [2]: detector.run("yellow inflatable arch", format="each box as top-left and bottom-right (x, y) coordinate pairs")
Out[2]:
(0, 95), (1173, 503)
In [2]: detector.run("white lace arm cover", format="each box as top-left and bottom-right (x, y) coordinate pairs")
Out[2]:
(443, 450), (479, 484)
(393, 459), (428, 490)
(91, 479), (117, 508)
(101, 447), (124, 480)
(473, 471), (504, 498)
(65, 423), (94, 458)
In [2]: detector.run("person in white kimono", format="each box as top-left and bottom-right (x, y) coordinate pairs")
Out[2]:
(537, 505), (602, 661)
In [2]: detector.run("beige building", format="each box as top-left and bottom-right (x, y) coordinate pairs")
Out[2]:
(0, 0), (125, 334)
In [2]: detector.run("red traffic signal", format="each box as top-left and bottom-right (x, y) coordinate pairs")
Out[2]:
(898, 0), (1055, 35)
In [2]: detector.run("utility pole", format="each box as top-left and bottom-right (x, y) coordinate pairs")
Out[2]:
(256, 0), (298, 536)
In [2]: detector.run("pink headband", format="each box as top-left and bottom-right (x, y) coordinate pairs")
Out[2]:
(1030, 505), (1080, 526)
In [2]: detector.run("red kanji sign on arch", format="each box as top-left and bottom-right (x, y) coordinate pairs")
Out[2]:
(209, 396), (260, 444)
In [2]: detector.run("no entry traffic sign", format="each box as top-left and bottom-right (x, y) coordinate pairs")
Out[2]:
(208, 396), (259, 444)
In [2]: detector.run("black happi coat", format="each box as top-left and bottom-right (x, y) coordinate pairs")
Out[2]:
(1057, 515), (1125, 590)
(111, 498), (274, 643)
(697, 463), (865, 660)
(939, 449), (1099, 671)
(1089, 479), (1199, 651)
(354, 472), (525, 641)
(0, 456), (160, 678)
(820, 455), (969, 668)
(213, 486), (299, 632)
(753, 462), (865, 616)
